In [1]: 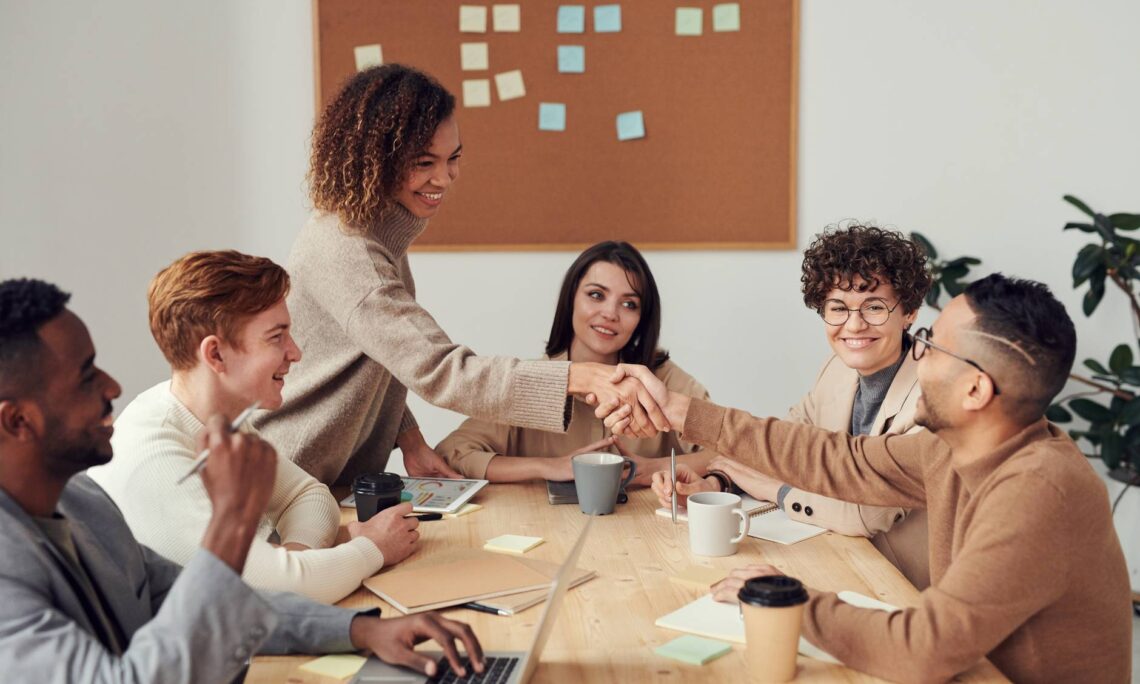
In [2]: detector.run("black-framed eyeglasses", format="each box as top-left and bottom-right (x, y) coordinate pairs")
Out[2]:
(818, 297), (900, 326)
(911, 327), (1001, 395)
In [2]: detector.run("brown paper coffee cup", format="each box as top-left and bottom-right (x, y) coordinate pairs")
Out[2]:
(739, 576), (809, 683)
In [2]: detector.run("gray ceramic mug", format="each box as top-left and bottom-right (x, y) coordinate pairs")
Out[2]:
(572, 452), (637, 515)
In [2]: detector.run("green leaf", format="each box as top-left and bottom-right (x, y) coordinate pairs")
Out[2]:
(1084, 358), (1111, 374)
(1064, 194), (1096, 218)
(1083, 283), (1106, 316)
(1119, 367), (1140, 386)
(1110, 344), (1134, 374)
(1069, 398), (1115, 423)
(941, 264), (969, 280)
(1045, 404), (1073, 423)
(1119, 397), (1140, 426)
(1072, 244), (1104, 286)
(944, 256), (982, 267)
(1064, 222), (1097, 233)
(1110, 213), (1140, 231)
(1093, 213), (1116, 241)
(944, 278), (967, 297)
(924, 282), (941, 309)
(910, 232), (937, 259)
(1101, 432), (1123, 470)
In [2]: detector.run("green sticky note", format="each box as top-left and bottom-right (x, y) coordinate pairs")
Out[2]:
(299, 654), (367, 679)
(654, 635), (732, 665)
(712, 3), (740, 32)
(675, 7), (703, 36)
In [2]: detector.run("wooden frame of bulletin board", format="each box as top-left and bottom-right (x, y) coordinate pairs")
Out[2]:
(312, 0), (798, 251)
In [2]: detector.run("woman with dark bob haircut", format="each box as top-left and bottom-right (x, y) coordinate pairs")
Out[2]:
(255, 65), (667, 489)
(654, 223), (936, 588)
(437, 241), (715, 484)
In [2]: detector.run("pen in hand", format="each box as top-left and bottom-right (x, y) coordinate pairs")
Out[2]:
(176, 401), (261, 484)
(670, 447), (678, 524)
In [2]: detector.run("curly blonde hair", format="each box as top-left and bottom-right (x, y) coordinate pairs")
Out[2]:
(308, 64), (455, 228)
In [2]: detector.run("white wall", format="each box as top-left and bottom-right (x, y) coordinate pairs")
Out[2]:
(3, 1), (1138, 584)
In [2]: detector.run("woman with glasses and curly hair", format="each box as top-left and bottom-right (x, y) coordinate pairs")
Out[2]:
(655, 224), (934, 588)
(254, 64), (667, 489)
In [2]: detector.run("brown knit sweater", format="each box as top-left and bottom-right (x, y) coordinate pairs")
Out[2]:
(255, 206), (571, 486)
(682, 399), (1132, 684)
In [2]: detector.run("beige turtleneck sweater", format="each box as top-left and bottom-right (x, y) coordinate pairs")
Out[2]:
(255, 205), (572, 485)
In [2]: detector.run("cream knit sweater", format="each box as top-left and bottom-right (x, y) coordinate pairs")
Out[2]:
(88, 382), (385, 604)
(255, 205), (571, 486)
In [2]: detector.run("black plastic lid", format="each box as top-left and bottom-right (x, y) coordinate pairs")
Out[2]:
(738, 575), (809, 608)
(352, 472), (404, 495)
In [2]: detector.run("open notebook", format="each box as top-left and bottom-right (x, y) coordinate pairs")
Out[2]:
(657, 496), (825, 545)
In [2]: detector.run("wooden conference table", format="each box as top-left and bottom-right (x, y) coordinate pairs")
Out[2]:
(247, 484), (1007, 683)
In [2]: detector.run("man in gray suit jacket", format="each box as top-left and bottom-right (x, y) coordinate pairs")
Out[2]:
(0, 278), (486, 683)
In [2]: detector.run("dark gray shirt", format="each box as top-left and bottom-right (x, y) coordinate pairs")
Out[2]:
(850, 350), (908, 436)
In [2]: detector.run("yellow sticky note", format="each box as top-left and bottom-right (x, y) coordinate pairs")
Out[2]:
(492, 4), (521, 32)
(459, 5), (488, 33)
(462, 79), (491, 108)
(353, 44), (382, 71)
(494, 69), (526, 101)
(444, 502), (483, 518)
(485, 534), (544, 554)
(461, 42), (489, 71)
(299, 654), (367, 680)
(670, 566), (727, 591)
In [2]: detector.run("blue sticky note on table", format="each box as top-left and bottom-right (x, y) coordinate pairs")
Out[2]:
(594, 5), (622, 33)
(616, 111), (645, 141)
(538, 103), (566, 131)
(557, 45), (585, 73)
(654, 635), (732, 665)
(557, 5), (586, 33)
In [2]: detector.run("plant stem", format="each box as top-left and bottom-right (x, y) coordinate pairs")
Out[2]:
(1068, 373), (1134, 401)
(1111, 481), (1132, 516)
(1106, 270), (1140, 339)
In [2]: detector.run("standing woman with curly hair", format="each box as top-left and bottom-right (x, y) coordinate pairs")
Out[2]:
(654, 224), (935, 588)
(255, 65), (666, 488)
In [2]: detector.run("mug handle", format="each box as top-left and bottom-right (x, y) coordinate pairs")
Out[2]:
(619, 457), (638, 490)
(730, 508), (748, 544)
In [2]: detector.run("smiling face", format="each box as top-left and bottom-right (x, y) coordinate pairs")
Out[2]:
(36, 310), (122, 474)
(823, 275), (917, 376)
(567, 261), (643, 365)
(394, 116), (462, 219)
(215, 298), (301, 412)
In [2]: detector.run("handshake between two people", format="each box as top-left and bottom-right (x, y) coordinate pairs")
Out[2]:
(572, 362), (692, 438)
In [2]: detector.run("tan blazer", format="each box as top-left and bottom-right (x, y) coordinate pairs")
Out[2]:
(782, 353), (930, 589)
(436, 353), (709, 477)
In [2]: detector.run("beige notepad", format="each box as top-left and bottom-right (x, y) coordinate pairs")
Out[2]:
(468, 558), (596, 615)
(363, 552), (552, 614)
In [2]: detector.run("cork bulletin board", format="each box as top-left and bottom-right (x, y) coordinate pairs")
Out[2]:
(313, 0), (798, 250)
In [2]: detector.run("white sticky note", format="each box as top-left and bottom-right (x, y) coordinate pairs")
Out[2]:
(353, 44), (383, 71)
(557, 45), (585, 73)
(485, 534), (544, 554)
(557, 5), (586, 33)
(462, 79), (492, 107)
(494, 69), (526, 101)
(460, 5), (488, 33)
(461, 42), (489, 71)
(713, 3), (741, 32)
(538, 102), (567, 131)
(594, 5), (622, 33)
(675, 7), (703, 36)
(492, 4), (521, 32)
(616, 110), (645, 141)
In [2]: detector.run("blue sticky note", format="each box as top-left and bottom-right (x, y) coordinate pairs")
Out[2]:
(557, 5), (586, 33)
(616, 111), (645, 141)
(594, 5), (622, 33)
(538, 103), (566, 131)
(557, 45), (585, 73)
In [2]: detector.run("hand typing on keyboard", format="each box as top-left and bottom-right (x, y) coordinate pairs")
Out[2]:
(349, 612), (486, 678)
(431, 655), (519, 684)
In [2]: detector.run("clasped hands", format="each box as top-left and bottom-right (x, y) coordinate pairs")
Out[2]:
(573, 362), (685, 438)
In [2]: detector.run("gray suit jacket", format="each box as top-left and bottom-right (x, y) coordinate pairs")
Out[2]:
(0, 474), (364, 683)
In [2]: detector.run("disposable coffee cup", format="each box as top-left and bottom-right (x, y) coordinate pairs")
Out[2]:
(353, 472), (404, 522)
(738, 575), (809, 683)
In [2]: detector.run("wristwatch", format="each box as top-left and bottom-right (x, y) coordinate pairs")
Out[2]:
(706, 469), (732, 493)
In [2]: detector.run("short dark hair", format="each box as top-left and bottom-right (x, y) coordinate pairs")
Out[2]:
(0, 279), (71, 396)
(801, 223), (932, 314)
(964, 273), (1076, 421)
(545, 241), (669, 370)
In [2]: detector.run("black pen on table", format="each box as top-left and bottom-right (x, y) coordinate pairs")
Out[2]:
(462, 602), (509, 616)
(405, 513), (443, 521)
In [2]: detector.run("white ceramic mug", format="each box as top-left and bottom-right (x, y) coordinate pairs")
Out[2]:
(687, 491), (748, 557)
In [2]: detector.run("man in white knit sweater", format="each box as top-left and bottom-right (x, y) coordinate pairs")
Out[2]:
(90, 251), (419, 603)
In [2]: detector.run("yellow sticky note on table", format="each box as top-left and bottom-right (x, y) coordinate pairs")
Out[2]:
(299, 654), (367, 680)
(492, 4), (521, 32)
(670, 566), (727, 591)
(460, 5), (488, 33)
(353, 44), (382, 71)
(444, 502), (483, 518)
(462, 79), (491, 107)
(485, 534), (544, 555)
(461, 42), (489, 71)
(494, 70), (526, 101)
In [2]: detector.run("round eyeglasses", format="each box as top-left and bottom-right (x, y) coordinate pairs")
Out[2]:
(818, 298), (899, 326)
(911, 327), (1002, 395)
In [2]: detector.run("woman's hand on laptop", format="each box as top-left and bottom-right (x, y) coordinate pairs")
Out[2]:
(350, 612), (485, 678)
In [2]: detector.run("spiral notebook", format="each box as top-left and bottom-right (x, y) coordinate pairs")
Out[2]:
(655, 494), (776, 522)
(656, 496), (826, 545)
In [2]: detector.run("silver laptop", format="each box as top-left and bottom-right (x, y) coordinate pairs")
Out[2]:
(350, 516), (595, 684)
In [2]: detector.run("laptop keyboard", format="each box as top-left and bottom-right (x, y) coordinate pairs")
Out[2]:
(430, 656), (519, 684)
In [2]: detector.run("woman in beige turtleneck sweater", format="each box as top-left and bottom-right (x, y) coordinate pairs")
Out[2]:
(255, 64), (667, 487)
